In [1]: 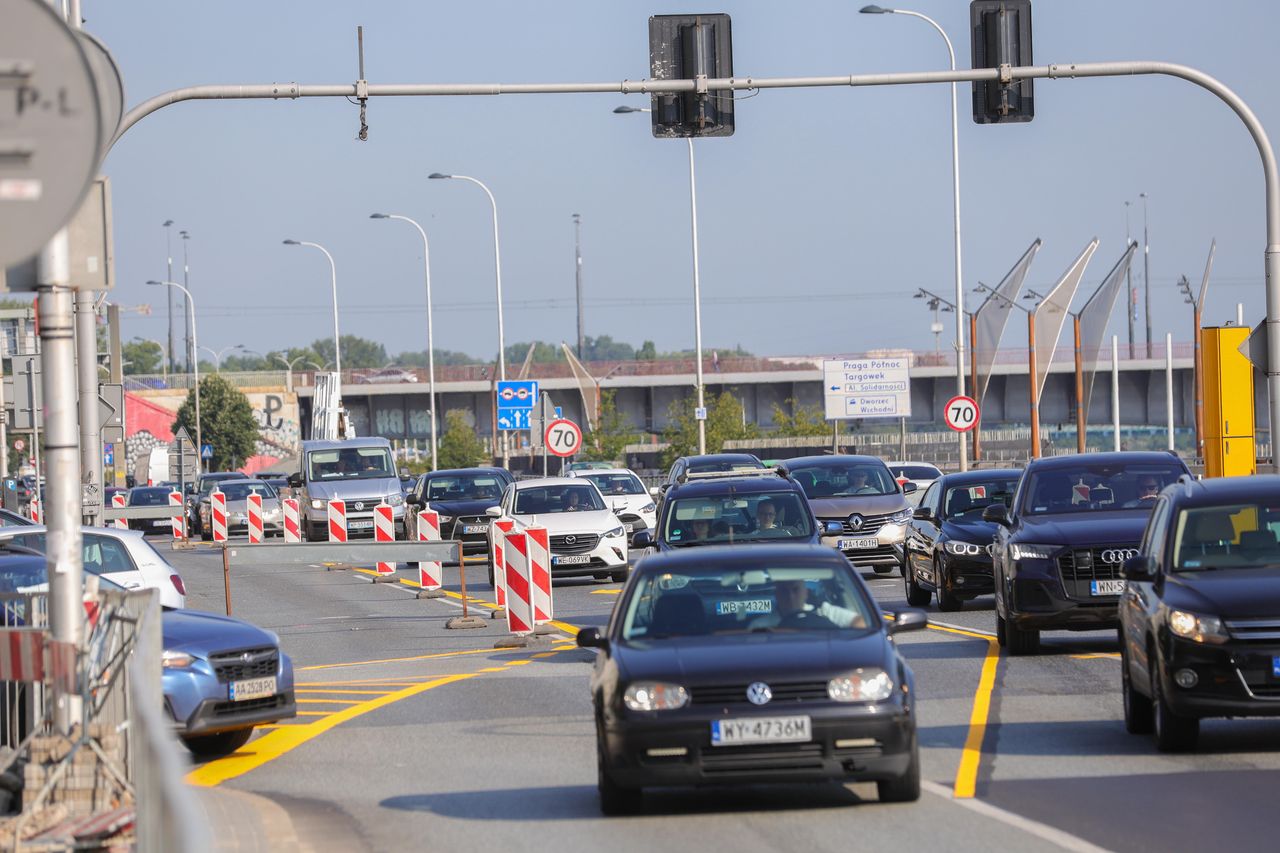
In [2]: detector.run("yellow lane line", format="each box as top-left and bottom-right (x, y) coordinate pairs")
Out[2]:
(296, 680), (442, 687)
(294, 689), (394, 696)
(298, 647), (495, 672)
(590, 589), (621, 595)
(505, 660), (531, 667)
(952, 634), (1000, 799)
(296, 699), (363, 705)
(1070, 652), (1121, 660)
(478, 667), (507, 672)
(927, 622), (996, 642)
(532, 652), (557, 658)
(296, 711), (332, 717)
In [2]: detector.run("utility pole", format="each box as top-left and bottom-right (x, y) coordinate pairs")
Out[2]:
(163, 220), (175, 373)
(573, 213), (585, 360)
(1124, 200), (1135, 359)
(181, 230), (192, 373)
(1141, 192), (1152, 358)
(74, 290), (101, 524)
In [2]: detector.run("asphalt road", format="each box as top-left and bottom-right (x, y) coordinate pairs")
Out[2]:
(158, 536), (1277, 852)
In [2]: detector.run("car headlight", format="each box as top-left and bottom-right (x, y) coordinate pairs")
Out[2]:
(828, 668), (894, 702)
(889, 508), (913, 525)
(387, 493), (404, 507)
(945, 541), (985, 557)
(264, 506), (282, 518)
(605, 525), (625, 538)
(1010, 543), (1056, 561)
(162, 650), (195, 669)
(640, 503), (656, 514)
(623, 682), (689, 711)
(436, 515), (455, 525)
(1168, 609), (1229, 644)
(310, 499), (326, 510)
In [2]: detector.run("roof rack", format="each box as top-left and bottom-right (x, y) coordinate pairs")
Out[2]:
(677, 467), (788, 485)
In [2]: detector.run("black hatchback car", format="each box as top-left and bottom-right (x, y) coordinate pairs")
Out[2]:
(1119, 475), (1280, 751)
(405, 467), (514, 555)
(987, 451), (1190, 654)
(578, 544), (927, 814)
(905, 468), (1021, 611)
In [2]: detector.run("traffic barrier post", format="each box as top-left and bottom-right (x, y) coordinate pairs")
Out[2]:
(490, 517), (515, 618)
(327, 499), (346, 543)
(247, 494), (264, 544)
(372, 502), (395, 580)
(496, 531), (536, 644)
(211, 490), (228, 543)
(415, 509), (444, 599)
(110, 494), (125, 529)
(526, 525), (555, 632)
(169, 491), (186, 540)
(282, 498), (301, 543)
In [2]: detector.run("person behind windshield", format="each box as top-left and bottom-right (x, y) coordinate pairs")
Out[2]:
(1123, 476), (1163, 508)
(687, 518), (714, 541)
(755, 499), (780, 531)
(847, 469), (878, 495)
(564, 490), (584, 511)
(750, 579), (865, 629)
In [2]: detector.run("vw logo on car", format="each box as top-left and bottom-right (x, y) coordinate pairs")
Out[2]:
(354, 501), (365, 511)
(1100, 548), (1139, 564)
(746, 682), (773, 705)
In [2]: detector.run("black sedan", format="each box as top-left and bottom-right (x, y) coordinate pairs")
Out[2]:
(577, 543), (927, 814)
(904, 469), (1021, 611)
(405, 467), (514, 554)
(1120, 475), (1280, 751)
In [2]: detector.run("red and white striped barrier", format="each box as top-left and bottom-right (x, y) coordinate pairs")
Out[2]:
(502, 531), (534, 636)
(210, 490), (228, 542)
(416, 509), (443, 590)
(247, 493), (264, 544)
(490, 518), (515, 607)
(375, 502), (395, 574)
(0, 630), (76, 691)
(327, 499), (347, 543)
(110, 494), (126, 529)
(526, 525), (553, 625)
(282, 498), (301, 542)
(169, 491), (186, 540)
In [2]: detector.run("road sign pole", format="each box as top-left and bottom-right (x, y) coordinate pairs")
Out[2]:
(75, 289), (101, 524)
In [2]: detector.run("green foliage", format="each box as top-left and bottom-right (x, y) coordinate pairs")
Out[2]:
(437, 410), (491, 470)
(504, 341), (561, 365)
(313, 335), (388, 370)
(636, 340), (657, 361)
(580, 390), (640, 463)
(394, 348), (478, 368)
(172, 373), (259, 471)
(661, 391), (758, 467)
(771, 398), (831, 437)
(122, 338), (165, 375)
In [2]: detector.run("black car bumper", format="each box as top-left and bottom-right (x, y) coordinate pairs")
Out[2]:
(601, 703), (914, 788)
(179, 690), (296, 737)
(1006, 577), (1119, 632)
(940, 554), (994, 596)
(1158, 640), (1280, 719)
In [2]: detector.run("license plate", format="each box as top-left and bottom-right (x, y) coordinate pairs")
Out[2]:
(1090, 579), (1125, 596)
(553, 554), (590, 565)
(838, 537), (878, 550)
(624, 523), (634, 533)
(711, 715), (812, 747)
(462, 524), (487, 534)
(229, 676), (277, 702)
(716, 599), (772, 615)
(348, 520), (374, 530)
(152, 519), (171, 528)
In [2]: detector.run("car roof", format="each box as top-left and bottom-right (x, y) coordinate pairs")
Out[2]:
(514, 477), (588, 488)
(782, 455), (889, 469)
(886, 461), (943, 471)
(1169, 474), (1280, 506)
(678, 453), (763, 466)
(632, 542), (850, 572)
(1025, 451), (1186, 470)
(423, 467), (511, 478)
(302, 438), (391, 450)
(937, 468), (1022, 486)
(568, 468), (638, 478)
(666, 471), (802, 498)
(0, 524), (146, 541)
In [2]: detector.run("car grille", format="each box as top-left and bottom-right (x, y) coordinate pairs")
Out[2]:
(210, 694), (289, 717)
(209, 646), (279, 684)
(550, 533), (599, 555)
(1224, 617), (1280, 644)
(1058, 547), (1136, 584)
(840, 544), (900, 564)
(690, 681), (829, 706)
(820, 512), (896, 535)
(342, 499), (385, 513)
(700, 742), (826, 775)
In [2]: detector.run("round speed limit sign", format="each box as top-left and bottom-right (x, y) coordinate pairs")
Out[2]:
(544, 418), (583, 458)
(944, 395), (979, 432)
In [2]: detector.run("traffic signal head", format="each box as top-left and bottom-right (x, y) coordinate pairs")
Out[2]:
(647, 14), (735, 138)
(970, 0), (1034, 124)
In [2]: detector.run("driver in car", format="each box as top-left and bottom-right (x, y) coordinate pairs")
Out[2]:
(750, 579), (865, 629)
(847, 469), (879, 495)
(1123, 476), (1163, 508)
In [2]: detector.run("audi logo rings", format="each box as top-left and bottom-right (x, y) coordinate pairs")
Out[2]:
(1100, 548), (1139, 564)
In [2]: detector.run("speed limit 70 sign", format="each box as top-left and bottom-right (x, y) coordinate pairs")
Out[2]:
(944, 395), (979, 432)
(544, 418), (583, 458)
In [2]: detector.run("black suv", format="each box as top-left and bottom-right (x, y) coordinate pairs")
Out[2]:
(405, 467), (514, 555)
(633, 468), (837, 553)
(1119, 475), (1280, 751)
(987, 451), (1190, 654)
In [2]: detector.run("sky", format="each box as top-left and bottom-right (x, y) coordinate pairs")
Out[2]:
(87, 0), (1280, 363)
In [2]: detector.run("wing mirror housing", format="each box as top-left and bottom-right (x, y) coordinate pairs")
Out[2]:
(287, 472), (303, 488)
(889, 608), (928, 634)
(406, 493), (422, 507)
(822, 520), (844, 536)
(631, 529), (655, 548)
(648, 485), (661, 497)
(485, 506), (503, 518)
(901, 481), (918, 495)
(1122, 554), (1156, 581)
(576, 626), (609, 650)
(912, 506), (933, 521)
(982, 504), (1009, 525)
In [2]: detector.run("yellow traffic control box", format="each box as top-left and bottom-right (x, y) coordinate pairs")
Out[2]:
(1202, 325), (1255, 478)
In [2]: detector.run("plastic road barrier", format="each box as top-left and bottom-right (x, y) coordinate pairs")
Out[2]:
(210, 490), (228, 543)
(247, 493), (264, 544)
(282, 498), (301, 542)
(502, 531), (534, 635)
(110, 494), (126, 529)
(526, 525), (553, 624)
(375, 503), (395, 574)
(417, 509), (442, 590)
(327, 499), (347, 543)
(169, 491), (186, 540)
(491, 518), (516, 607)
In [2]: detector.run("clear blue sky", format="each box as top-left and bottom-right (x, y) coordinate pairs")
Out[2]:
(93, 0), (1279, 361)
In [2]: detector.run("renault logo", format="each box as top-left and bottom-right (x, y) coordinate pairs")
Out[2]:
(1100, 548), (1139, 564)
(746, 682), (772, 705)
(848, 514), (864, 531)
(564, 535), (577, 545)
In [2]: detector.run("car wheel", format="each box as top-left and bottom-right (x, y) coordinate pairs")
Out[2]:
(876, 737), (921, 803)
(183, 727), (254, 758)
(1152, 660), (1198, 752)
(903, 559), (931, 607)
(995, 613), (1007, 647)
(1006, 620), (1040, 656)
(487, 561), (496, 587)
(596, 731), (640, 816)
(610, 568), (628, 583)
(935, 558), (963, 612)
(1120, 642), (1154, 734)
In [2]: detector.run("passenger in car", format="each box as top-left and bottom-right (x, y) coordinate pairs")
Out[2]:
(749, 580), (864, 629)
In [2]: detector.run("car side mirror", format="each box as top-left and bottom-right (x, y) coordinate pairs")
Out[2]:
(613, 502), (626, 515)
(399, 467), (410, 480)
(485, 506), (502, 518)
(822, 520), (843, 535)
(982, 504), (1009, 525)
(901, 481), (918, 495)
(631, 530), (654, 548)
(406, 493), (422, 507)
(648, 486), (660, 497)
(912, 506), (933, 521)
(576, 626), (609, 650)
(888, 608), (928, 634)
(1122, 555), (1156, 581)
(287, 472), (303, 488)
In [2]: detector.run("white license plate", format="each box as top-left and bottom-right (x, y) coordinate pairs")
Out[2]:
(553, 554), (591, 565)
(715, 599), (772, 615)
(229, 676), (277, 702)
(462, 524), (488, 534)
(838, 537), (879, 550)
(152, 519), (171, 528)
(711, 715), (812, 747)
(624, 523), (634, 533)
(348, 520), (374, 530)
(1090, 579), (1125, 596)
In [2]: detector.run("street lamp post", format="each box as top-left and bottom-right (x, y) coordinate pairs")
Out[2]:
(199, 344), (242, 371)
(283, 240), (341, 379)
(613, 106), (708, 454)
(275, 353), (311, 392)
(860, 5), (967, 470)
(147, 280), (202, 471)
(370, 212), (439, 471)
(1141, 192), (1152, 358)
(180, 230), (192, 373)
(162, 220), (175, 373)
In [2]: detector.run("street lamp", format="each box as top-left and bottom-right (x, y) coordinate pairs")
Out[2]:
(1140, 191), (1152, 358)
(913, 288), (955, 355)
(305, 360), (332, 372)
(147, 279), (202, 470)
(614, 105), (708, 454)
(275, 353), (312, 392)
(282, 240), (342, 382)
(162, 220), (175, 373)
(199, 344), (242, 371)
(860, 5), (968, 470)
(371, 212), (439, 471)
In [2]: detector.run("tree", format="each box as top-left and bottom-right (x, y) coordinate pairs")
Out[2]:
(771, 398), (831, 437)
(122, 338), (164, 375)
(636, 340), (657, 361)
(313, 335), (388, 369)
(503, 341), (560, 365)
(394, 348), (477, 367)
(661, 391), (757, 466)
(582, 335), (635, 362)
(437, 410), (491, 469)
(580, 390), (641, 463)
(173, 373), (259, 471)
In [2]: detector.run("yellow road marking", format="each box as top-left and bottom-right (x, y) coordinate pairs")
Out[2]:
(953, 634), (1000, 799)
(296, 711), (332, 717)
(478, 667), (507, 672)
(590, 589), (621, 595)
(504, 660), (531, 666)
(532, 652), (556, 658)
(294, 689), (394, 696)
(299, 647), (495, 672)
(928, 622), (996, 642)
(1070, 652), (1121, 660)
(296, 679), (443, 687)
(296, 699), (363, 705)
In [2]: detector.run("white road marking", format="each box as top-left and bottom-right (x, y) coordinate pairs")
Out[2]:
(929, 618), (997, 638)
(922, 781), (1112, 853)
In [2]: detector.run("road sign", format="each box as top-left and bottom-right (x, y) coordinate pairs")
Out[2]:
(102, 443), (112, 465)
(200, 444), (213, 460)
(943, 395), (980, 432)
(496, 380), (538, 431)
(544, 419), (583, 458)
(822, 357), (912, 420)
(10, 356), (42, 431)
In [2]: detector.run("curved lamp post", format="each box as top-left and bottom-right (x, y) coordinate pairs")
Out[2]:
(146, 279), (202, 470)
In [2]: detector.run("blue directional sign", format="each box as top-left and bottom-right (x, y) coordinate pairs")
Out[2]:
(497, 409), (532, 430)
(496, 381), (539, 431)
(200, 444), (214, 460)
(103, 443), (114, 466)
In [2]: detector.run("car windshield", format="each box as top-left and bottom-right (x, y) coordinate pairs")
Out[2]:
(1173, 503), (1280, 570)
(199, 475), (239, 496)
(513, 483), (606, 514)
(582, 473), (645, 496)
(218, 482), (276, 501)
(128, 488), (171, 506)
(943, 477), (1020, 520)
(307, 447), (395, 481)
(1021, 462), (1184, 515)
(788, 463), (898, 498)
(664, 492), (813, 545)
(620, 560), (875, 641)
(424, 474), (504, 502)
(891, 465), (940, 480)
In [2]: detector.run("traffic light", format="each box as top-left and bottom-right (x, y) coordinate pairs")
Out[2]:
(648, 14), (734, 138)
(970, 1), (1034, 124)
